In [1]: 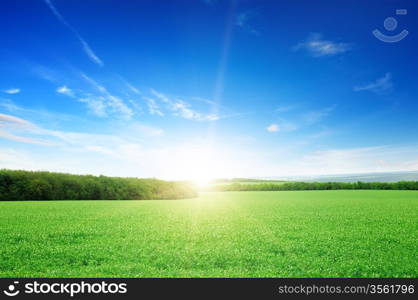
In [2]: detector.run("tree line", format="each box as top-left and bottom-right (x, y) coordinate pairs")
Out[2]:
(0, 169), (197, 201)
(210, 181), (418, 192)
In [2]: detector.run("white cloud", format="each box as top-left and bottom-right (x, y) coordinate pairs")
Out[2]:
(266, 123), (279, 133)
(53, 75), (143, 120)
(56, 85), (74, 97)
(125, 82), (141, 95)
(0, 113), (160, 150)
(79, 39), (104, 67)
(80, 74), (134, 119)
(0, 113), (36, 129)
(171, 100), (219, 121)
(81, 74), (107, 93)
(292, 145), (418, 176)
(0, 114), (233, 179)
(354, 73), (393, 94)
(0, 113), (55, 146)
(52, 73), (223, 122)
(0, 130), (52, 146)
(128, 99), (143, 114)
(3, 88), (20, 94)
(78, 96), (108, 117)
(43, 0), (104, 66)
(294, 33), (351, 57)
(0, 99), (75, 123)
(191, 97), (217, 105)
(150, 89), (220, 121)
(150, 89), (169, 103)
(2, 111), (418, 179)
(267, 120), (298, 133)
(234, 144), (418, 178)
(143, 97), (163, 116)
(107, 95), (134, 119)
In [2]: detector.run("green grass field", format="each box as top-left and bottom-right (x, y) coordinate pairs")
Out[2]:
(0, 190), (417, 277)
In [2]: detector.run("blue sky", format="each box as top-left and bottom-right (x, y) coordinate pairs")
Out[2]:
(1, 0), (418, 180)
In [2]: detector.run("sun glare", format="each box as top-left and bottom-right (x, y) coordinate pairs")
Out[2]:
(164, 145), (230, 186)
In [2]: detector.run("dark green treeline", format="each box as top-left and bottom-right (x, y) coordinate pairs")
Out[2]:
(211, 181), (418, 192)
(0, 169), (197, 201)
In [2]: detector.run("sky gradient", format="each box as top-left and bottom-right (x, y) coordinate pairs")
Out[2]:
(1, 0), (418, 180)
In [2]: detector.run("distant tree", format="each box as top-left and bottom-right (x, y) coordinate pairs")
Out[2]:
(0, 169), (197, 201)
(210, 180), (418, 192)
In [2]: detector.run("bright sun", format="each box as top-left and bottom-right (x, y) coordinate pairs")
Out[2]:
(164, 145), (229, 186)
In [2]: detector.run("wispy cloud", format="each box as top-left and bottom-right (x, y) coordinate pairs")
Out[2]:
(143, 97), (163, 116)
(294, 33), (351, 57)
(354, 73), (393, 94)
(150, 89), (220, 121)
(54, 74), (134, 119)
(267, 105), (335, 134)
(150, 89), (170, 103)
(302, 105), (336, 125)
(171, 100), (219, 121)
(0, 113), (35, 129)
(56, 85), (74, 97)
(78, 96), (108, 117)
(43, 0), (104, 66)
(3, 109), (418, 179)
(294, 145), (418, 175)
(30, 64), (62, 83)
(0, 113), (55, 145)
(3, 88), (20, 94)
(0, 112), (136, 150)
(235, 11), (259, 35)
(125, 82), (141, 95)
(0, 99), (75, 123)
(266, 123), (279, 133)
(79, 74), (134, 119)
(0, 112), (172, 177)
(191, 97), (217, 106)
(51, 71), (225, 121)
(0, 112), (160, 148)
(79, 39), (103, 67)
(0, 99), (20, 112)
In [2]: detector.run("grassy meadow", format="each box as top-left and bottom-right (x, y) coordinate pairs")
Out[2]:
(0, 190), (417, 278)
